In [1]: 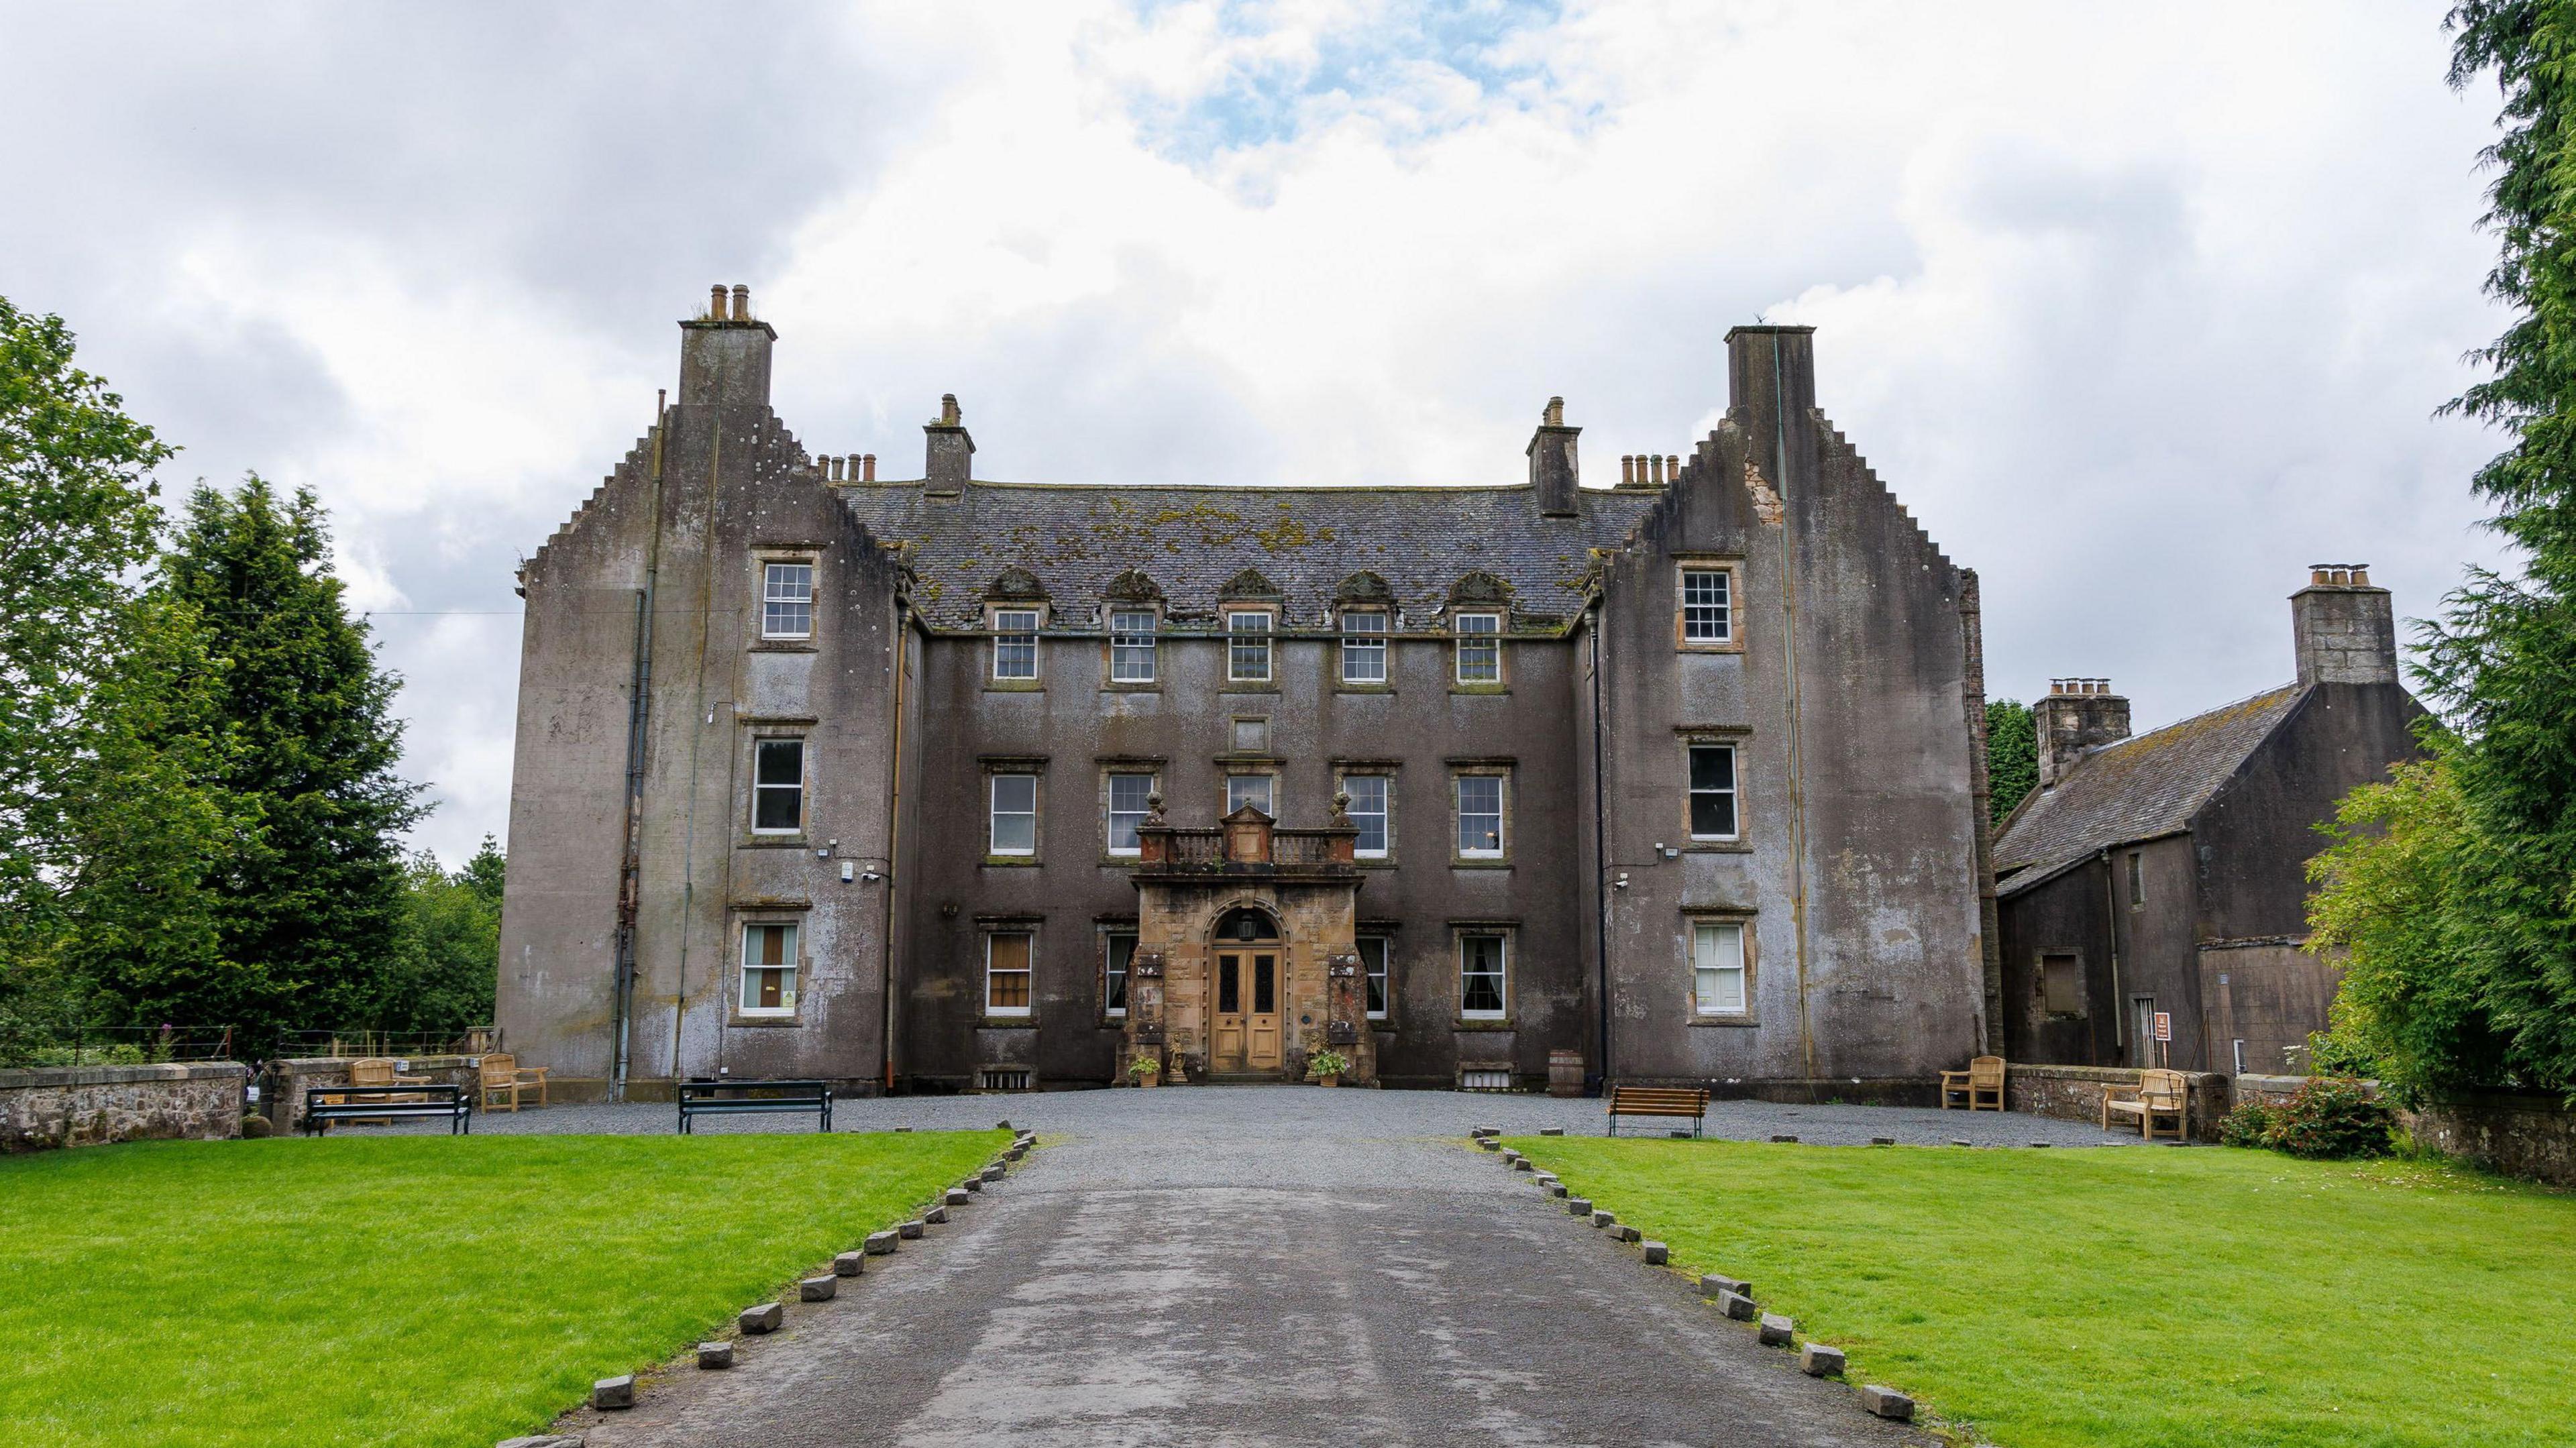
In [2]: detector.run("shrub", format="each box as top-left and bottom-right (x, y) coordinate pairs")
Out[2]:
(2218, 1100), (2277, 1150)
(2265, 1076), (2396, 1160)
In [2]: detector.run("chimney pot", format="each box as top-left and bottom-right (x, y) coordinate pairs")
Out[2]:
(828, 456), (844, 482)
(730, 284), (751, 321)
(1544, 396), (1564, 427)
(709, 284), (728, 320)
(1621, 455), (1635, 485)
(863, 453), (876, 482)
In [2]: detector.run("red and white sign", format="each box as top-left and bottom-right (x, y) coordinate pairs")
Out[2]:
(2152, 1012), (2172, 1043)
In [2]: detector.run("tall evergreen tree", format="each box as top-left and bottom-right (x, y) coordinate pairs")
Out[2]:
(380, 836), (504, 1036)
(0, 297), (233, 1062)
(2310, 4), (2576, 1099)
(1984, 699), (2039, 827)
(153, 477), (423, 1053)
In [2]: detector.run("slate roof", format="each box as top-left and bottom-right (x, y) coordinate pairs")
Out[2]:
(1992, 685), (2306, 895)
(835, 480), (1662, 630)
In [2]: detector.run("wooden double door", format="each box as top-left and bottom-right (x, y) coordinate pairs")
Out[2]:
(1210, 950), (1282, 1074)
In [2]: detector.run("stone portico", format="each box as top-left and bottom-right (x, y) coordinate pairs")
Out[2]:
(1123, 798), (1374, 1085)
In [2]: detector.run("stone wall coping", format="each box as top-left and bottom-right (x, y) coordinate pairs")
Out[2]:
(268, 1054), (481, 1071)
(0, 1061), (250, 1091)
(2006, 1063), (2228, 1085)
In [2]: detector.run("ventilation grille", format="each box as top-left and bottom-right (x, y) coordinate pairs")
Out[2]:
(1459, 1068), (1513, 1093)
(979, 1069), (1032, 1093)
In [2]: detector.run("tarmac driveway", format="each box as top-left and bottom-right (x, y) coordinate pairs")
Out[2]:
(551, 1088), (2019, 1447)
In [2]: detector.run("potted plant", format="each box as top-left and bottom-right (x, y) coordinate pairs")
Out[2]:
(1307, 1048), (1350, 1088)
(1128, 1053), (1162, 1089)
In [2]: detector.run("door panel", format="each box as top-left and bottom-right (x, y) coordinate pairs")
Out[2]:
(1248, 953), (1281, 1068)
(1214, 954), (1246, 1066)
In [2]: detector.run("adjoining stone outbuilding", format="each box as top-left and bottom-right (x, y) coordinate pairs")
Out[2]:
(494, 288), (1998, 1099)
(1992, 569), (2426, 1075)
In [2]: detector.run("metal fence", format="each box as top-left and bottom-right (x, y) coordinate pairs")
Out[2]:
(274, 1028), (499, 1060)
(2, 1025), (239, 1068)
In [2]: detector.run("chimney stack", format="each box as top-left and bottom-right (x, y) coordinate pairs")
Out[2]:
(2291, 564), (2398, 685)
(1527, 396), (1580, 517)
(2034, 677), (2131, 789)
(678, 283), (775, 410)
(1724, 325), (1817, 497)
(924, 393), (974, 497)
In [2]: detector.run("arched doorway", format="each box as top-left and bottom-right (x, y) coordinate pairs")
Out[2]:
(1209, 906), (1283, 1075)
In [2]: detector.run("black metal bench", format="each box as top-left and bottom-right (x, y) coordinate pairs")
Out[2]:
(303, 1084), (471, 1135)
(676, 1079), (833, 1134)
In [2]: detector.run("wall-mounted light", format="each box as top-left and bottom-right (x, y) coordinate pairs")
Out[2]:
(840, 860), (855, 883)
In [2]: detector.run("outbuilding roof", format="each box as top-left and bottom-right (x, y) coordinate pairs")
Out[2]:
(1993, 685), (2306, 895)
(835, 480), (1661, 630)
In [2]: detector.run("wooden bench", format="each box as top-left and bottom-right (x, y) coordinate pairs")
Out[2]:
(1606, 1084), (1709, 1137)
(1939, 1055), (2006, 1111)
(676, 1079), (833, 1135)
(303, 1084), (470, 1136)
(2102, 1068), (2191, 1141)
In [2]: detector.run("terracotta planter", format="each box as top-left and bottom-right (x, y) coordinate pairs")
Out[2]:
(1135, 1072), (1159, 1089)
(1315, 1074), (1341, 1089)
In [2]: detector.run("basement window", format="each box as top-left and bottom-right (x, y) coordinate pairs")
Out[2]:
(1460, 1068), (1513, 1091)
(979, 1069), (1032, 1092)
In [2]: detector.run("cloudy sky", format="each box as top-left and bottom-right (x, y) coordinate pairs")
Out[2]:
(1, 1), (2510, 864)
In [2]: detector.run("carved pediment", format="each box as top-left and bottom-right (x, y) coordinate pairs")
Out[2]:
(1448, 569), (1514, 606)
(985, 565), (1047, 601)
(1104, 568), (1165, 602)
(1333, 570), (1394, 605)
(1219, 567), (1282, 601)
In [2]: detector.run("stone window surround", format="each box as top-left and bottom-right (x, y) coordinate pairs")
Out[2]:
(1674, 726), (1754, 852)
(979, 755), (1047, 865)
(1683, 908), (1758, 1026)
(1356, 923), (1401, 1023)
(1335, 761), (1399, 863)
(1338, 606), (1391, 685)
(1217, 762), (1281, 820)
(1446, 758), (1514, 866)
(977, 915), (1043, 1022)
(1098, 759), (1162, 861)
(987, 601), (1049, 688)
(741, 722), (814, 846)
(729, 903), (812, 1026)
(1448, 919), (1517, 1026)
(751, 545), (827, 649)
(1673, 555), (1745, 653)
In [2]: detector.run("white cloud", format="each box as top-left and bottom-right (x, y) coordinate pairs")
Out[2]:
(0, 0), (2510, 863)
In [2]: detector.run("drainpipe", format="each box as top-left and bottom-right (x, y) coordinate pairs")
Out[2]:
(609, 392), (669, 1099)
(1588, 600), (1613, 1092)
(1770, 336), (1818, 1091)
(879, 597), (912, 1094)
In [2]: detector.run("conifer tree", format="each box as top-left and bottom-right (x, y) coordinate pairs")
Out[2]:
(155, 477), (423, 1052)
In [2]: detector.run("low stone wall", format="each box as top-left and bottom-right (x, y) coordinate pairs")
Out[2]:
(2398, 1093), (2576, 1188)
(0, 1062), (250, 1153)
(2005, 1064), (2232, 1141)
(260, 1055), (482, 1129)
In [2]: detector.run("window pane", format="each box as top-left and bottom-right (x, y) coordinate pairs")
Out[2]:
(1457, 775), (1503, 853)
(741, 924), (798, 1012)
(1346, 775), (1388, 855)
(1682, 569), (1731, 643)
(1108, 773), (1152, 852)
(994, 610), (1040, 679)
(1456, 613), (1501, 683)
(1228, 775), (1273, 816)
(1695, 924), (1745, 1014)
(1110, 610), (1156, 682)
(1361, 938), (1389, 1018)
(1253, 954), (1275, 1013)
(763, 562), (814, 638)
(1461, 935), (1505, 1015)
(991, 774), (1036, 853)
(1106, 935), (1134, 1013)
(1229, 612), (1271, 681)
(1341, 612), (1387, 682)
(987, 933), (1032, 1011)
(1689, 745), (1737, 839)
(753, 740), (803, 832)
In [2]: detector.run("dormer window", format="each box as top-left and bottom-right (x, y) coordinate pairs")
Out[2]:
(992, 608), (1041, 680)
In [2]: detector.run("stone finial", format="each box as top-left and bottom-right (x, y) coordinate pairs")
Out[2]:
(1329, 789), (1352, 827)
(1143, 791), (1166, 826)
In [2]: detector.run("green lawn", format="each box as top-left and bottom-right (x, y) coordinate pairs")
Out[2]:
(1513, 1137), (2576, 1448)
(0, 1130), (1005, 1448)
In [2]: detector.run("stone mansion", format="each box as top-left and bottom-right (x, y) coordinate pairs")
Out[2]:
(494, 288), (2001, 1097)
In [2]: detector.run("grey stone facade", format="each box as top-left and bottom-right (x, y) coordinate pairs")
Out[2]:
(495, 292), (1994, 1099)
(1993, 569), (2426, 1074)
